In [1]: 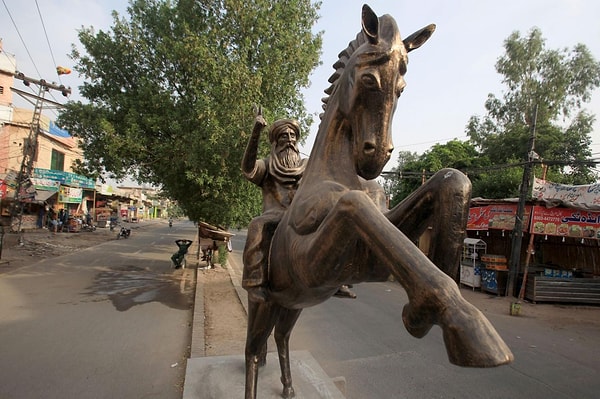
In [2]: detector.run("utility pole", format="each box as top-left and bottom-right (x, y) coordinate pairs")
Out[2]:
(10, 71), (71, 234)
(507, 104), (538, 296)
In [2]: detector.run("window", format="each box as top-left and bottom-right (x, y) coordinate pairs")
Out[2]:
(50, 149), (65, 171)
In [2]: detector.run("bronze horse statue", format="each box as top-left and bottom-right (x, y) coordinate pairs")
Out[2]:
(244, 5), (513, 398)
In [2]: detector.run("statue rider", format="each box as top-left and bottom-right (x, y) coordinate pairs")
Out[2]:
(241, 109), (355, 303)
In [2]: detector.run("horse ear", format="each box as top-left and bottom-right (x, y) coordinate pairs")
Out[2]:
(403, 24), (436, 53)
(361, 4), (379, 44)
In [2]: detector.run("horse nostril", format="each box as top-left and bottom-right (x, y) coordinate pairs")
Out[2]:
(364, 142), (376, 155)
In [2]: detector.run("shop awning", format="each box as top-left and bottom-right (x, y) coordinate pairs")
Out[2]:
(33, 190), (58, 203)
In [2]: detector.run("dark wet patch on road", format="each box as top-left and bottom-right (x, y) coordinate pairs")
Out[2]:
(83, 265), (195, 311)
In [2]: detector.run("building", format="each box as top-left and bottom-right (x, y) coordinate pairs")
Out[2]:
(1, 41), (169, 231)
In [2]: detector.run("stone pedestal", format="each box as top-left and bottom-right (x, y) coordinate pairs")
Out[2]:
(183, 350), (346, 398)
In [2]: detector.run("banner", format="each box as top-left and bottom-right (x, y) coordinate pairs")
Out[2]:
(30, 178), (61, 192)
(532, 178), (600, 211)
(467, 204), (531, 231)
(531, 206), (600, 239)
(58, 186), (83, 203)
(0, 179), (8, 199)
(33, 168), (95, 189)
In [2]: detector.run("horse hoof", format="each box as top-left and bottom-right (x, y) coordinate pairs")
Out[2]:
(441, 303), (514, 367)
(402, 303), (433, 338)
(333, 285), (357, 298)
(281, 386), (295, 399)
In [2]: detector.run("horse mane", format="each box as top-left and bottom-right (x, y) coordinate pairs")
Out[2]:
(320, 31), (368, 116)
(320, 14), (401, 118)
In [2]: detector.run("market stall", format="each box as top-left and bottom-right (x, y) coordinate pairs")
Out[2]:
(467, 193), (600, 303)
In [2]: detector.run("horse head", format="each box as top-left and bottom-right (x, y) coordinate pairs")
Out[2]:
(323, 5), (435, 180)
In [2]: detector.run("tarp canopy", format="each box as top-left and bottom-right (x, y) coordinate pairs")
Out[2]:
(22, 189), (58, 204)
(532, 178), (600, 211)
(198, 221), (234, 241)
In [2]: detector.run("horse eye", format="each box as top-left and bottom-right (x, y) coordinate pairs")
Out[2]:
(361, 73), (379, 89)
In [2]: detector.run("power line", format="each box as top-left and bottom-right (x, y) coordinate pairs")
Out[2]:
(35, 0), (63, 89)
(396, 135), (470, 149)
(1, 0), (43, 78)
(382, 158), (600, 180)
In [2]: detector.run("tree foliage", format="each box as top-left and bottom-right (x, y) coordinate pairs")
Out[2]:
(386, 141), (482, 206)
(467, 27), (600, 195)
(59, 0), (322, 226)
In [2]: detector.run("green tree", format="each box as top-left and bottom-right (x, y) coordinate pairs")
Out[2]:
(383, 150), (419, 206)
(59, 0), (322, 226)
(386, 140), (481, 206)
(467, 27), (600, 197)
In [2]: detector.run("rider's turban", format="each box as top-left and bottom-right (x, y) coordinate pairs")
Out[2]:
(268, 119), (301, 144)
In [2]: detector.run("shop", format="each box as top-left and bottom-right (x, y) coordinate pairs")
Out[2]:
(0, 169), (98, 232)
(465, 199), (600, 303)
(33, 168), (96, 232)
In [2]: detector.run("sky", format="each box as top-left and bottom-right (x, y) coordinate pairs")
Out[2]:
(2, 0), (600, 170)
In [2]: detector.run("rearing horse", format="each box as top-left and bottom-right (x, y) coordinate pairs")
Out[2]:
(245, 5), (513, 398)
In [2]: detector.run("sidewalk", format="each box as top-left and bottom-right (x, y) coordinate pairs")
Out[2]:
(189, 241), (247, 358)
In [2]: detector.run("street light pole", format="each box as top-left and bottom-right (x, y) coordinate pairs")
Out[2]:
(507, 104), (538, 296)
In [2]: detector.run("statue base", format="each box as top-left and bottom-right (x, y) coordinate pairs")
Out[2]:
(183, 350), (346, 398)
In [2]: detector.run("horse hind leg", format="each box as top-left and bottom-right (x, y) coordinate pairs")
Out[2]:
(245, 300), (280, 399)
(274, 308), (303, 399)
(426, 168), (471, 278)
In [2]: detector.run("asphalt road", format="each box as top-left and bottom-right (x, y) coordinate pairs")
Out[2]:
(229, 230), (600, 399)
(0, 220), (197, 399)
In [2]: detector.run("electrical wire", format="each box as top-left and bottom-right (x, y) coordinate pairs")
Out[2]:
(35, 0), (62, 85)
(396, 135), (470, 149)
(34, 0), (65, 116)
(1, 0), (43, 78)
(2, 0), (66, 120)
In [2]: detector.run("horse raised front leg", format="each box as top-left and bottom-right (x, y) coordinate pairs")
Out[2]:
(274, 308), (303, 399)
(306, 190), (513, 367)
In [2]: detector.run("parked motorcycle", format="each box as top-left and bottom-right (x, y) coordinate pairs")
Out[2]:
(117, 226), (131, 239)
(81, 223), (96, 232)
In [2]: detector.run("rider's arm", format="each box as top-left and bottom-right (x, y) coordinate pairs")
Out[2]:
(241, 114), (267, 184)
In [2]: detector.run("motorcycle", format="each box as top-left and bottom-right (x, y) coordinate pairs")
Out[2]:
(81, 223), (96, 232)
(117, 226), (131, 239)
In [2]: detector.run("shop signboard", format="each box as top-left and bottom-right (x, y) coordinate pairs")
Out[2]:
(531, 206), (600, 240)
(33, 168), (95, 189)
(58, 186), (83, 204)
(467, 204), (531, 231)
(30, 177), (61, 192)
(0, 179), (7, 199)
(18, 180), (36, 201)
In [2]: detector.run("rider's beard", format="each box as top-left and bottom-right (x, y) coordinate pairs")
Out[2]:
(277, 145), (302, 169)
